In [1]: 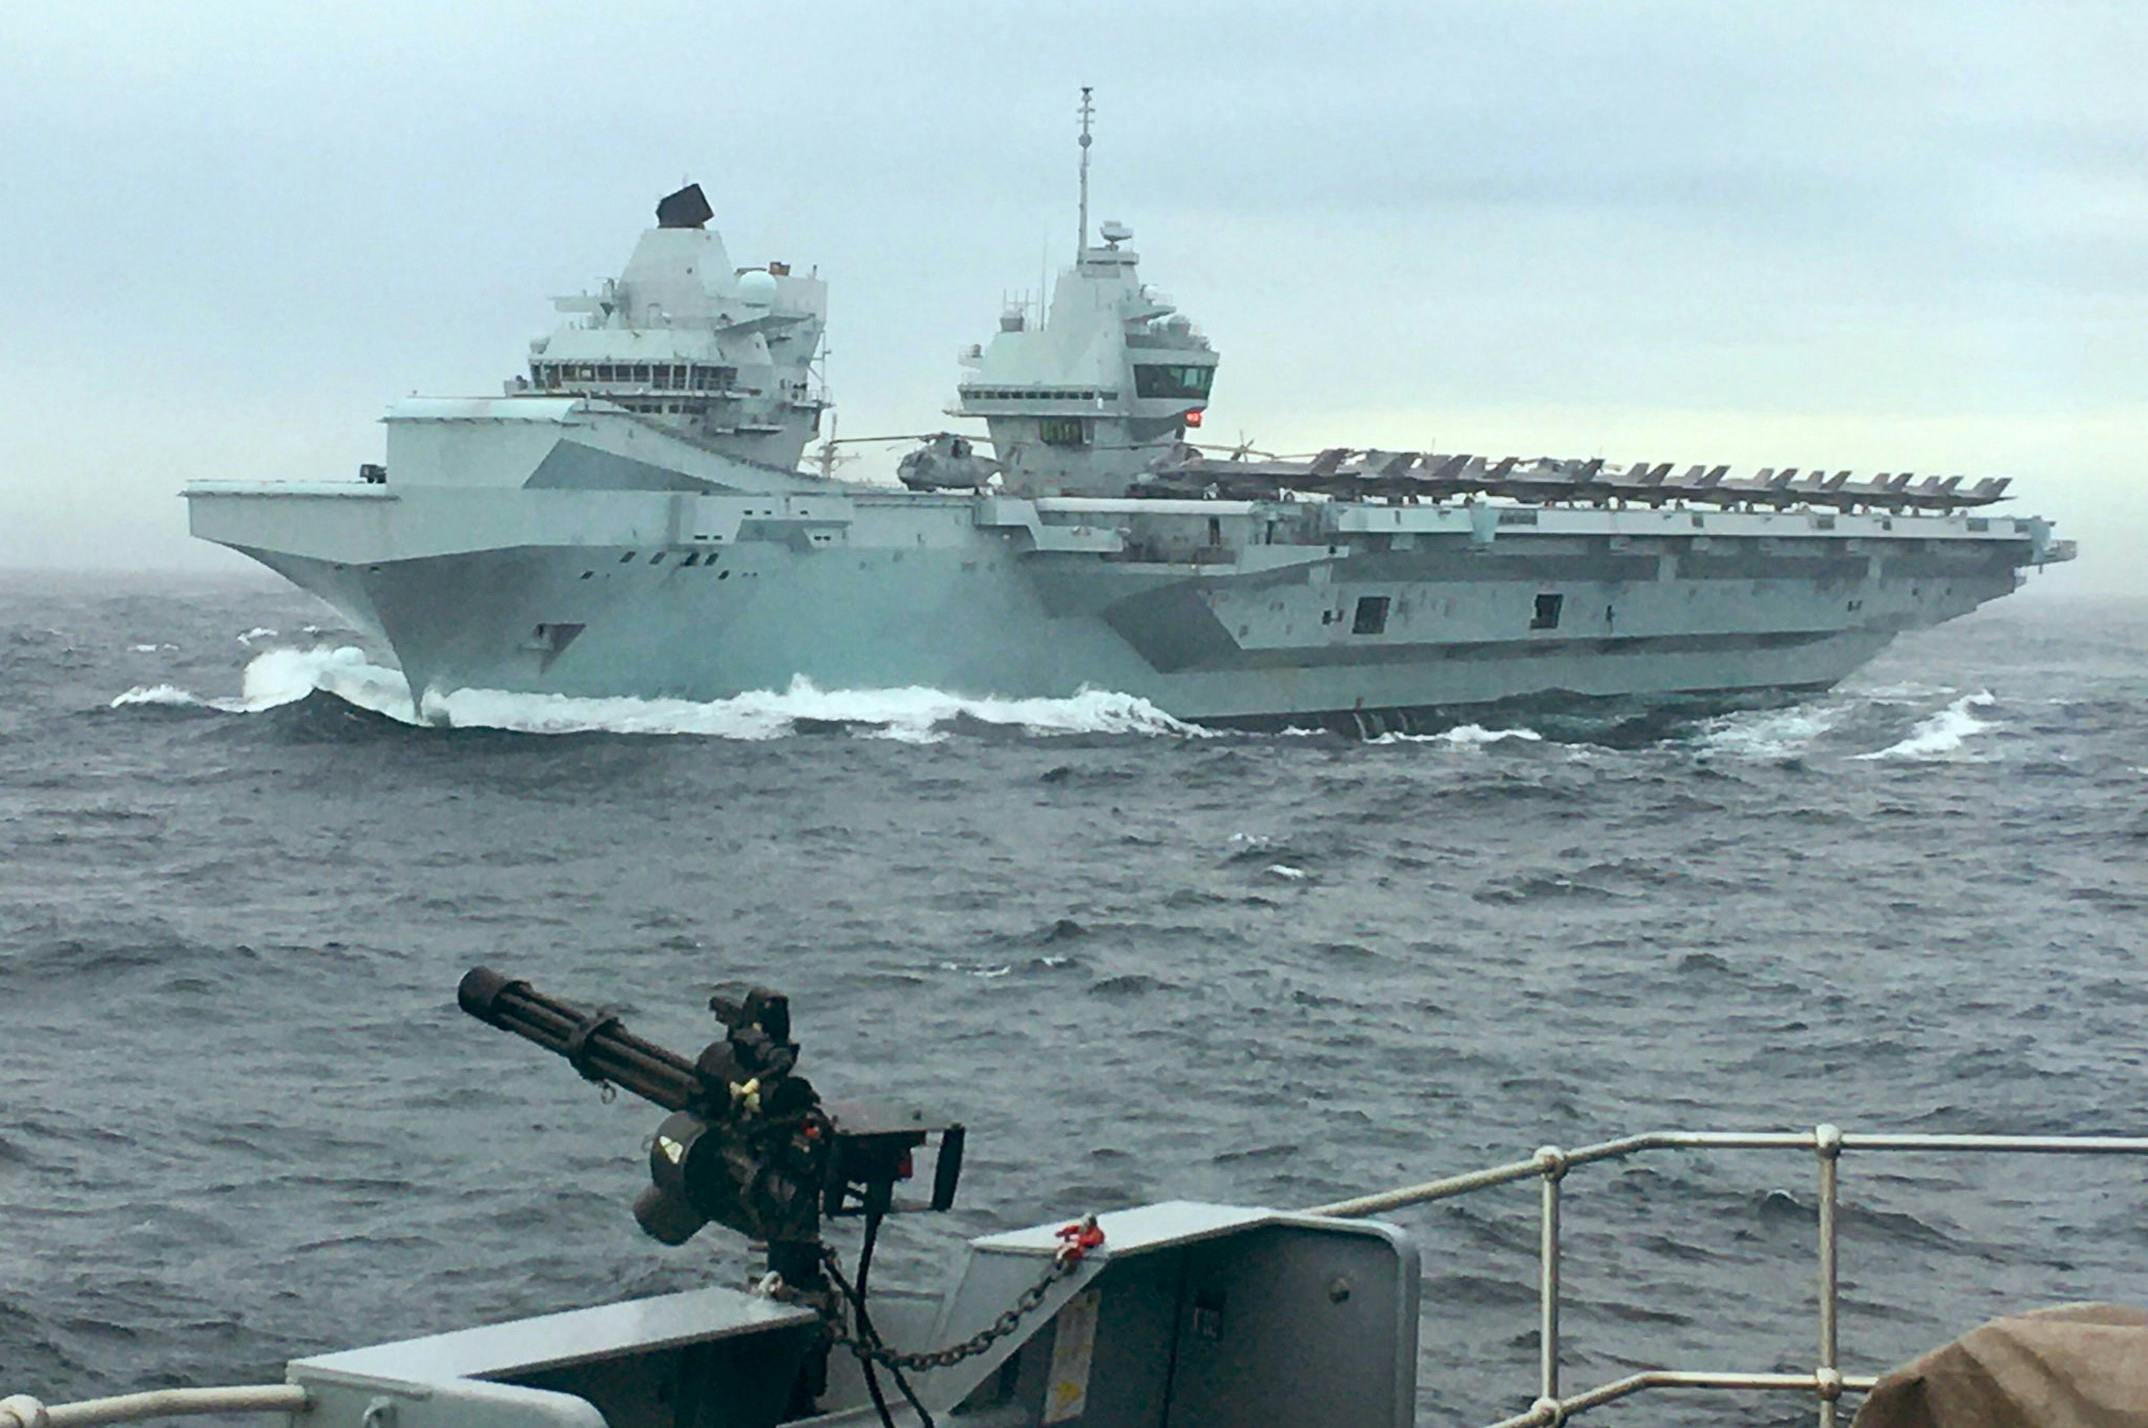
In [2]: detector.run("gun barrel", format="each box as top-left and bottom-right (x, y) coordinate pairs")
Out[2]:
(459, 966), (700, 1110)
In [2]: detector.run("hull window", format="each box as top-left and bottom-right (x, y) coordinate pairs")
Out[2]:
(1352, 596), (1390, 635)
(1532, 593), (1564, 630)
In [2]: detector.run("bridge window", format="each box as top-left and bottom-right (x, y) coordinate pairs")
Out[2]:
(1532, 593), (1564, 630)
(597, 364), (616, 381)
(632, 363), (651, 383)
(1352, 596), (1390, 635)
(1133, 364), (1215, 399)
(1040, 418), (1088, 447)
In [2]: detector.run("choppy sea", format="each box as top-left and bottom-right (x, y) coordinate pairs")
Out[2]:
(3, 569), (2143, 1426)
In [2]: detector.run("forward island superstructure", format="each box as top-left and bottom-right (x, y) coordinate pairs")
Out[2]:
(187, 95), (2073, 730)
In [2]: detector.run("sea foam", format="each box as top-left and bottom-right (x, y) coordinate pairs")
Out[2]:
(1855, 691), (2000, 761)
(1368, 723), (1544, 747)
(1697, 703), (1845, 759)
(117, 645), (1200, 742)
(110, 683), (207, 709)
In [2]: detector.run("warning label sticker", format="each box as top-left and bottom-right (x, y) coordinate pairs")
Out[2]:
(1042, 1288), (1102, 1424)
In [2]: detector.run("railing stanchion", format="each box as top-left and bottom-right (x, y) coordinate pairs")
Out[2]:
(1534, 1146), (1569, 1415)
(1296, 1123), (2148, 1428)
(1815, 1123), (1844, 1428)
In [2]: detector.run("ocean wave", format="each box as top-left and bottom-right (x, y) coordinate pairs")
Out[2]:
(1369, 723), (1544, 747)
(1696, 702), (1844, 759)
(938, 961), (1014, 979)
(1854, 691), (1999, 762)
(423, 679), (1200, 741)
(110, 647), (410, 718)
(110, 683), (207, 709)
(110, 645), (1202, 742)
(1856, 681), (1957, 702)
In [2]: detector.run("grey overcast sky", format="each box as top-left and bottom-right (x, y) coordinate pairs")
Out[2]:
(1, 2), (2141, 593)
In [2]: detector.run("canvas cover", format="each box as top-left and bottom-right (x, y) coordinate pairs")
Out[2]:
(1852, 1303), (2148, 1428)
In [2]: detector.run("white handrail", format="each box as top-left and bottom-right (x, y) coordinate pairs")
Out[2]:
(1307, 1125), (2148, 1428)
(0, 1386), (307, 1428)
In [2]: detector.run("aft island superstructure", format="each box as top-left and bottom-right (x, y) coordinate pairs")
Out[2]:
(186, 95), (2073, 730)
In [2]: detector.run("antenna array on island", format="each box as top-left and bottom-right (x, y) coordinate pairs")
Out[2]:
(1077, 86), (1094, 252)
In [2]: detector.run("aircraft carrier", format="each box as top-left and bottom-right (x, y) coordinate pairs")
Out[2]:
(185, 94), (2074, 731)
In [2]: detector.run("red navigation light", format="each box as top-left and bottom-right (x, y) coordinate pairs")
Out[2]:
(1185, 409), (1204, 428)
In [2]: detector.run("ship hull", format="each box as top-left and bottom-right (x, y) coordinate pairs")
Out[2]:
(190, 477), (2051, 729)
(231, 543), (1896, 726)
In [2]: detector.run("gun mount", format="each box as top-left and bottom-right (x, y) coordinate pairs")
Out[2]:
(457, 967), (965, 1275)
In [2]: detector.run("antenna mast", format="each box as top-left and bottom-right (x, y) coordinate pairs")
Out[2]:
(1077, 86), (1094, 253)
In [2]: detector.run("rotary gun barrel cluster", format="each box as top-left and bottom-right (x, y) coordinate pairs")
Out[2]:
(457, 967), (964, 1275)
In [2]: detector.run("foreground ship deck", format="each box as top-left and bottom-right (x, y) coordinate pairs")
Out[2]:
(9, 1122), (2146, 1428)
(11, 964), (2148, 1428)
(183, 95), (2074, 726)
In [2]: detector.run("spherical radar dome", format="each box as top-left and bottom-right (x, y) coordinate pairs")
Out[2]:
(736, 269), (779, 308)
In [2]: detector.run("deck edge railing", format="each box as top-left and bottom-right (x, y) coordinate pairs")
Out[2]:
(0, 1387), (309, 1428)
(1306, 1125), (2148, 1428)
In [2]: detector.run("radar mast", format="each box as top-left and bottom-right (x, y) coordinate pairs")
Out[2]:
(1077, 86), (1094, 252)
(942, 86), (1217, 495)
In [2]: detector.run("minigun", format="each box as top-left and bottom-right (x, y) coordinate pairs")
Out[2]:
(457, 967), (964, 1287)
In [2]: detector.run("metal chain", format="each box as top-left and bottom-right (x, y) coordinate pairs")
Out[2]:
(775, 1242), (1083, 1374)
